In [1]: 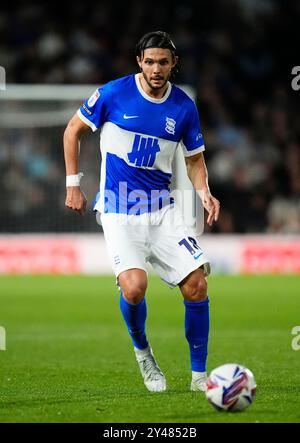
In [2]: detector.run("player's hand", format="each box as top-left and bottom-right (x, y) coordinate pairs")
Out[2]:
(65, 187), (87, 215)
(199, 189), (220, 226)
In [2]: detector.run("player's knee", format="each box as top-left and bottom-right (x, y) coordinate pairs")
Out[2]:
(119, 269), (147, 305)
(184, 277), (207, 302)
(122, 284), (147, 305)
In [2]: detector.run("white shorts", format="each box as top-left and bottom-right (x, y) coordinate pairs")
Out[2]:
(100, 204), (211, 289)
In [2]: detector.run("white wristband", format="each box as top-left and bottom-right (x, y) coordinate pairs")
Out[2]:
(66, 172), (83, 187)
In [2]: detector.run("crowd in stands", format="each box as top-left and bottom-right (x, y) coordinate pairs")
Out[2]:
(0, 0), (299, 233)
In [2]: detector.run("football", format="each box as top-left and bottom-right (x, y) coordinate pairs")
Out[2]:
(205, 363), (257, 412)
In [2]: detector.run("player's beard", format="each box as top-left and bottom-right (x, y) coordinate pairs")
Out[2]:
(141, 70), (170, 91)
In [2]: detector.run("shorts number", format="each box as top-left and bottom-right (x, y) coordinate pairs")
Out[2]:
(178, 237), (200, 256)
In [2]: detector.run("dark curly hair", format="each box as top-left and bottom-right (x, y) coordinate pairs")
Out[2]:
(135, 31), (178, 78)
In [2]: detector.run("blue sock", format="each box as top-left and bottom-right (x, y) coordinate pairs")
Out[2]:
(119, 291), (149, 350)
(184, 298), (209, 372)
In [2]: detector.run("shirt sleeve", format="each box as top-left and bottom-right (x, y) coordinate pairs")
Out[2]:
(77, 86), (110, 132)
(181, 100), (205, 157)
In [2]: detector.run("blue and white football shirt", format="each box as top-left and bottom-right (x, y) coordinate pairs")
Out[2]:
(77, 74), (205, 214)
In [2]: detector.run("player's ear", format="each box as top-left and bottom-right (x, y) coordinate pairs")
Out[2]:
(136, 56), (142, 70)
(173, 55), (179, 68)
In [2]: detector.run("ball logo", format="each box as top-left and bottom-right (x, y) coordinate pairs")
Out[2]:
(87, 89), (100, 107)
(222, 372), (248, 405)
(165, 117), (176, 135)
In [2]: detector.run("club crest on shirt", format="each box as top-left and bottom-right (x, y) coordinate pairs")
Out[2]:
(165, 117), (176, 135)
(87, 89), (100, 107)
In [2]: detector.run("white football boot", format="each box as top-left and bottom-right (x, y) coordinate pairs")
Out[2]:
(134, 346), (167, 392)
(190, 371), (208, 392)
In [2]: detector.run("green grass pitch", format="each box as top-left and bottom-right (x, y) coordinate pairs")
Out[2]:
(0, 274), (300, 423)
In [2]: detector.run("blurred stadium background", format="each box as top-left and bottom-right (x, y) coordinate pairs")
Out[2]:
(0, 0), (299, 274)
